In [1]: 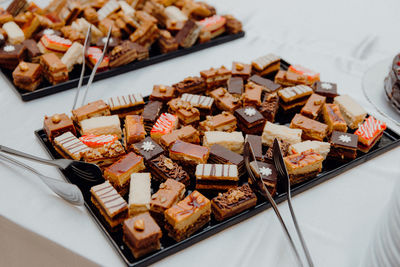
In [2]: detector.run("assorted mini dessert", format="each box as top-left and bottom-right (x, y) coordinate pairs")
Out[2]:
(1, 0), (243, 91)
(41, 52), (387, 259)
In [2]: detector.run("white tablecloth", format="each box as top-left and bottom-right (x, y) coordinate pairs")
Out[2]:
(1, 0), (400, 266)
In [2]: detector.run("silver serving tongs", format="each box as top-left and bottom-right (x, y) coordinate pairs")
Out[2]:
(244, 141), (308, 267)
(72, 25), (112, 109)
(272, 138), (314, 267)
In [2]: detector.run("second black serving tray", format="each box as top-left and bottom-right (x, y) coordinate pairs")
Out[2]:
(34, 106), (400, 266)
(3, 32), (244, 102)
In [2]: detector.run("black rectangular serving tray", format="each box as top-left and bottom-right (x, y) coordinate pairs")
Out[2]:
(4, 32), (244, 102)
(34, 115), (400, 267)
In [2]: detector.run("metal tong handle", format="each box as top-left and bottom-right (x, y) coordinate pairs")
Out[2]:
(0, 145), (59, 167)
(245, 142), (304, 267)
(0, 153), (84, 206)
(273, 139), (314, 267)
(72, 25), (92, 110)
(80, 26), (112, 107)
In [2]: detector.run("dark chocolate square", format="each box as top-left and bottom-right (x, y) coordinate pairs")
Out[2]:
(250, 161), (277, 183)
(331, 131), (358, 148)
(245, 134), (263, 159)
(227, 76), (243, 95)
(314, 81), (338, 98)
(249, 75), (281, 92)
(234, 107), (265, 126)
(142, 101), (163, 123)
(209, 144), (243, 165)
(133, 137), (164, 161)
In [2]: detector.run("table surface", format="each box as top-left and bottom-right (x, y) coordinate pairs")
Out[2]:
(1, 0), (400, 266)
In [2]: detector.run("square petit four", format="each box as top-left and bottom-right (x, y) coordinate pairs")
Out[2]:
(227, 76), (243, 97)
(43, 113), (76, 141)
(40, 53), (69, 85)
(243, 82), (263, 107)
(209, 87), (241, 112)
(313, 81), (338, 102)
(245, 134), (263, 160)
(264, 139), (290, 163)
(275, 70), (307, 87)
(2, 21), (24, 44)
(38, 34), (72, 57)
(150, 179), (186, 225)
(251, 53), (280, 76)
(288, 65), (320, 86)
(132, 137), (165, 162)
(249, 75), (281, 92)
(289, 141), (331, 159)
(334, 95), (367, 129)
(278, 85), (313, 112)
(0, 44), (27, 69)
(199, 112), (237, 133)
(328, 131), (358, 161)
(12, 61), (42, 91)
(160, 125), (200, 149)
(109, 41), (138, 68)
(175, 20), (201, 48)
(249, 161), (278, 195)
(284, 150), (324, 185)
(231, 61), (251, 80)
(53, 132), (89, 160)
(104, 152), (146, 195)
(354, 116), (386, 153)
(172, 76), (206, 95)
(211, 184), (257, 221)
(180, 93), (214, 115)
(150, 84), (176, 102)
(195, 164), (239, 191)
(224, 14), (242, 34)
(208, 144), (245, 177)
(22, 39), (42, 63)
(168, 98), (200, 125)
(142, 101), (163, 133)
(80, 115), (122, 138)
(200, 66), (231, 89)
(259, 92), (279, 122)
(124, 115), (146, 148)
(300, 93), (326, 119)
(123, 212), (162, 258)
(290, 114), (328, 141)
(150, 113), (178, 143)
(198, 15), (226, 40)
(262, 122), (302, 147)
(235, 107), (266, 135)
(322, 103), (348, 134)
(148, 155), (190, 186)
(108, 93), (145, 118)
(170, 140), (210, 165)
(164, 190), (211, 242)
(71, 100), (111, 125)
(83, 137), (126, 167)
(129, 173), (151, 216)
(158, 29), (178, 54)
(91, 181), (128, 228)
(203, 131), (244, 154)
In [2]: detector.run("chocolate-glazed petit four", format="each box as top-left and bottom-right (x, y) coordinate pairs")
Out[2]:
(148, 155), (190, 186)
(132, 136), (164, 161)
(249, 75), (281, 92)
(227, 76), (243, 97)
(142, 101), (163, 133)
(313, 81), (338, 102)
(235, 107), (266, 135)
(173, 76), (206, 95)
(0, 44), (26, 69)
(328, 131), (358, 161)
(249, 161), (277, 195)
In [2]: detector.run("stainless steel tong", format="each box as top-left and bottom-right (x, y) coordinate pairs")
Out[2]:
(244, 139), (314, 267)
(0, 152), (84, 206)
(72, 25), (112, 110)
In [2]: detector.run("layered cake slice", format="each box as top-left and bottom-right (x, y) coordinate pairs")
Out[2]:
(262, 122), (302, 147)
(170, 140), (209, 165)
(123, 212), (162, 258)
(53, 131), (89, 160)
(82, 136), (126, 167)
(195, 164), (239, 191)
(80, 115), (122, 138)
(251, 53), (280, 76)
(334, 95), (367, 129)
(129, 173), (151, 216)
(160, 125), (200, 149)
(277, 84), (313, 112)
(284, 150), (324, 185)
(322, 103), (348, 134)
(289, 141), (331, 159)
(132, 137), (164, 162)
(150, 179), (186, 225)
(150, 113), (178, 143)
(234, 106), (266, 135)
(208, 144), (245, 177)
(108, 93), (145, 118)
(211, 184), (257, 221)
(124, 115), (146, 148)
(12, 61), (42, 91)
(71, 100), (110, 125)
(209, 87), (241, 112)
(103, 152), (145, 195)
(203, 131), (244, 154)
(90, 181), (128, 229)
(148, 155), (190, 186)
(290, 113), (328, 141)
(300, 93), (326, 119)
(354, 116), (387, 153)
(168, 98), (200, 125)
(199, 112), (237, 133)
(164, 190), (211, 242)
(328, 131), (358, 161)
(249, 161), (277, 195)
(43, 113), (76, 141)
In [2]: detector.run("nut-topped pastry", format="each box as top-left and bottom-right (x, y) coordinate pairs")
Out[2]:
(44, 113), (76, 141)
(200, 66), (231, 89)
(211, 184), (257, 221)
(290, 114), (328, 141)
(160, 125), (200, 149)
(243, 82), (263, 107)
(123, 212), (162, 258)
(148, 154), (190, 186)
(164, 190), (211, 242)
(172, 76), (206, 95)
(199, 112), (237, 133)
(300, 93), (326, 119)
(150, 179), (186, 225)
(168, 98), (200, 125)
(209, 87), (241, 112)
(150, 84), (176, 102)
(231, 61), (251, 80)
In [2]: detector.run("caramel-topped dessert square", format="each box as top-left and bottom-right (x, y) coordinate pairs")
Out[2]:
(284, 150), (323, 185)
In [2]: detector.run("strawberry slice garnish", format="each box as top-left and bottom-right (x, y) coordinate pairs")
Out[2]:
(79, 134), (117, 148)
